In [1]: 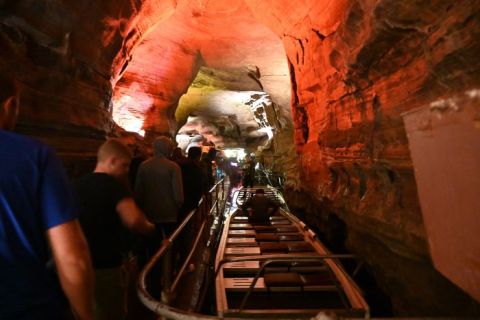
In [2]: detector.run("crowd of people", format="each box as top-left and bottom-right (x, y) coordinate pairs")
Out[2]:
(0, 74), (219, 319)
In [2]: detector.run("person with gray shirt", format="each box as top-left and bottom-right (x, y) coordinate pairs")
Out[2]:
(134, 136), (183, 300)
(135, 136), (183, 230)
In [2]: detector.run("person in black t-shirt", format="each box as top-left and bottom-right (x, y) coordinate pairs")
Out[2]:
(181, 147), (207, 214)
(201, 148), (217, 190)
(242, 189), (279, 225)
(75, 139), (155, 320)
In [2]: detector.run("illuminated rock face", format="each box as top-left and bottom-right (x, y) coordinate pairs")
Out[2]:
(1, 0), (480, 315)
(174, 66), (278, 150)
(260, 0), (480, 314)
(112, 0), (291, 138)
(0, 0), (178, 162)
(264, 1), (480, 314)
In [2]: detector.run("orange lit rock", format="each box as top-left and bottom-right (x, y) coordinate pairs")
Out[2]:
(1, 0), (480, 315)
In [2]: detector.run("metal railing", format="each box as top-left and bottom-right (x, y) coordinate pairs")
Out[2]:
(138, 178), (227, 319)
(256, 169), (285, 190)
(214, 254), (358, 312)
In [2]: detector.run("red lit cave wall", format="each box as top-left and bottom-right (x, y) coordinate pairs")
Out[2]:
(0, 0), (176, 174)
(246, 0), (480, 315)
(1, 0), (480, 315)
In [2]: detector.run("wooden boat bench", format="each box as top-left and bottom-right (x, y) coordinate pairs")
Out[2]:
(230, 223), (253, 230)
(227, 237), (257, 246)
(224, 271), (337, 292)
(255, 233), (278, 242)
(258, 241), (315, 254)
(228, 229), (256, 237)
(259, 242), (288, 253)
(225, 247), (261, 256)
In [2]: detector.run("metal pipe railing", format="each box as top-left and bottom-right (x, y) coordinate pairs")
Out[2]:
(233, 255), (355, 312)
(215, 253), (357, 276)
(138, 179), (227, 319)
(170, 220), (206, 292)
(213, 253), (358, 314)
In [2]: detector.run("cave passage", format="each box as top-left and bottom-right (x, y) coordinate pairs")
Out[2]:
(1, 0), (480, 318)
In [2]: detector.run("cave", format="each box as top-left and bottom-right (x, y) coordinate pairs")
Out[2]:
(1, 0), (479, 317)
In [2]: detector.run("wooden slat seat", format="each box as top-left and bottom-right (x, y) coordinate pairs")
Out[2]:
(300, 273), (334, 286)
(263, 262), (327, 273)
(270, 220), (292, 226)
(287, 242), (315, 252)
(269, 216), (288, 221)
(225, 247), (261, 256)
(224, 260), (290, 274)
(224, 274), (337, 292)
(275, 226), (298, 233)
(223, 261), (260, 272)
(228, 230), (256, 237)
(230, 223), (253, 230)
(279, 234), (304, 241)
(227, 237), (257, 246)
(259, 259), (323, 268)
(255, 233), (278, 242)
(232, 216), (249, 222)
(259, 242), (288, 254)
(264, 272), (303, 287)
(253, 225), (276, 233)
(250, 221), (272, 226)
(287, 261), (327, 273)
(224, 277), (267, 292)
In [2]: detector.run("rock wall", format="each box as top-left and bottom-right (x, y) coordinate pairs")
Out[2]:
(246, 0), (480, 315)
(1, 0), (479, 315)
(0, 0), (176, 173)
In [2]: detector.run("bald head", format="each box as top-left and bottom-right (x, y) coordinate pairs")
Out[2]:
(97, 139), (132, 163)
(95, 139), (133, 178)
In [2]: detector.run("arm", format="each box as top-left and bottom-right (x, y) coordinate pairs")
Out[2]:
(242, 198), (252, 213)
(116, 197), (155, 235)
(268, 199), (280, 214)
(47, 220), (94, 320)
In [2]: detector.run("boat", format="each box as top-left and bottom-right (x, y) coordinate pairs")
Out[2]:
(138, 182), (369, 319)
(214, 186), (369, 318)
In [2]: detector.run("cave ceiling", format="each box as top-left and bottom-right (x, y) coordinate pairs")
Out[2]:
(112, 0), (291, 149)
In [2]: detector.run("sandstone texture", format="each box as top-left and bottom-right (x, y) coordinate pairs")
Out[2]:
(1, 0), (479, 315)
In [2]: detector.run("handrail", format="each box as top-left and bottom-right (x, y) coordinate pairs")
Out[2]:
(170, 220), (206, 292)
(208, 179), (224, 194)
(170, 206), (199, 244)
(215, 253), (357, 276)
(212, 253), (360, 316)
(138, 178), (228, 319)
(234, 255), (356, 312)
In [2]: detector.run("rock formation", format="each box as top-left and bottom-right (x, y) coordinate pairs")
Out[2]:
(1, 0), (479, 315)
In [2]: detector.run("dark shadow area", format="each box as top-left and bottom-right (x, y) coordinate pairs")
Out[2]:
(288, 207), (393, 317)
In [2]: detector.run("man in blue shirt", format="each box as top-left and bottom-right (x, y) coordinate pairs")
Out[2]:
(0, 74), (94, 319)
